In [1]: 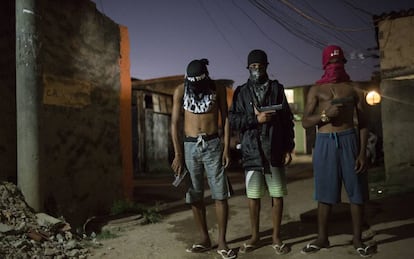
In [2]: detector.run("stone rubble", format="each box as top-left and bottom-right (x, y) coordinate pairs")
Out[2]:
(0, 182), (97, 259)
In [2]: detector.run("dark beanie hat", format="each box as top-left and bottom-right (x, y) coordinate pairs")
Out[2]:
(247, 49), (268, 67)
(186, 58), (209, 78)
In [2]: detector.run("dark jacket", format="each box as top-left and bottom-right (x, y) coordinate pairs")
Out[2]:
(229, 80), (295, 170)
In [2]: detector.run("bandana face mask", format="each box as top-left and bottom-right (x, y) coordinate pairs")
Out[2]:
(249, 67), (267, 84)
(186, 77), (214, 100)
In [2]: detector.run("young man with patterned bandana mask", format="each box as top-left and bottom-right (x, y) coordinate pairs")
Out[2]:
(301, 45), (376, 257)
(171, 59), (236, 259)
(229, 49), (295, 255)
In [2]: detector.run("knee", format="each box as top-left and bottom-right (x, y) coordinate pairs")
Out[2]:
(272, 197), (283, 206)
(215, 199), (228, 205)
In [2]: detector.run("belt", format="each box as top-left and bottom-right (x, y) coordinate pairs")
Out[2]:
(184, 133), (219, 142)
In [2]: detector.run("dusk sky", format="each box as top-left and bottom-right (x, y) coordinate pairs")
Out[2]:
(91, 0), (413, 88)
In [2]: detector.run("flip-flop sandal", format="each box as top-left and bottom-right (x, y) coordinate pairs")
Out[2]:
(356, 244), (377, 257)
(217, 248), (237, 259)
(272, 243), (291, 255)
(239, 243), (257, 253)
(362, 228), (376, 241)
(185, 244), (211, 253)
(301, 243), (329, 254)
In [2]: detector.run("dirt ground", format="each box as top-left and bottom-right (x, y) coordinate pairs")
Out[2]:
(87, 155), (414, 259)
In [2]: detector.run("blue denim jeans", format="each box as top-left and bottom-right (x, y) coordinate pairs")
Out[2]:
(184, 135), (230, 203)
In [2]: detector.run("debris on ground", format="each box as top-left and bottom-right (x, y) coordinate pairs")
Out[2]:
(0, 182), (99, 259)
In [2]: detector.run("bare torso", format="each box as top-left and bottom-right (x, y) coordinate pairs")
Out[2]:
(302, 81), (368, 173)
(313, 82), (359, 133)
(173, 83), (221, 137)
(184, 108), (219, 137)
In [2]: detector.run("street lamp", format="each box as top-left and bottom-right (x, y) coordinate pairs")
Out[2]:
(366, 90), (381, 105)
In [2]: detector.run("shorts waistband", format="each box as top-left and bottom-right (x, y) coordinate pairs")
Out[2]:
(184, 133), (219, 142)
(317, 128), (356, 137)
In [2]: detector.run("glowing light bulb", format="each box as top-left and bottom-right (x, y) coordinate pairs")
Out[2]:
(366, 91), (381, 105)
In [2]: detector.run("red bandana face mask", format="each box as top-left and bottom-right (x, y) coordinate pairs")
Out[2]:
(316, 63), (350, 85)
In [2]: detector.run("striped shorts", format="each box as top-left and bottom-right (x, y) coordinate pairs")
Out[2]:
(245, 167), (287, 199)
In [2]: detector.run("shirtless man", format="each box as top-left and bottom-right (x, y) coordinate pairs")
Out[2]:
(170, 59), (236, 259)
(301, 45), (376, 257)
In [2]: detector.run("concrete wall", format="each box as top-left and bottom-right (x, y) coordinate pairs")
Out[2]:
(0, 0), (17, 183)
(0, 0), (131, 226)
(378, 15), (414, 79)
(377, 13), (414, 182)
(381, 79), (414, 180)
(15, 0), (126, 226)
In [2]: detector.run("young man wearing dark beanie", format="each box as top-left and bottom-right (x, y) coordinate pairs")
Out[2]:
(229, 49), (295, 255)
(171, 59), (236, 259)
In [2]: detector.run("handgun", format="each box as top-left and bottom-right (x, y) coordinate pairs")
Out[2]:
(256, 104), (283, 112)
(172, 168), (188, 187)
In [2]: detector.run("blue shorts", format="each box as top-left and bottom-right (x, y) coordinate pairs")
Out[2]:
(313, 128), (368, 205)
(184, 134), (230, 203)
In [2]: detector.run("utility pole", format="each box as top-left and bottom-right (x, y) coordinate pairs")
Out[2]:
(16, 0), (42, 211)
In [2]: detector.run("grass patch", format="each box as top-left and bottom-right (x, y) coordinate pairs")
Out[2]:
(110, 200), (162, 224)
(96, 230), (118, 240)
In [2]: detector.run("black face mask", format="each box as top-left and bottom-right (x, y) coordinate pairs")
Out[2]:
(249, 67), (268, 84)
(186, 78), (215, 100)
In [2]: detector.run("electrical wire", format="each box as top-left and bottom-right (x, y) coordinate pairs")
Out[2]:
(262, 0), (378, 71)
(299, 0), (365, 50)
(248, 0), (374, 71)
(213, 1), (253, 50)
(250, 0), (326, 49)
(342, 0), (374, 16)
(278, 0), (373, 32)
(232, 0), (320, 70)
(197, 0), (245, 67)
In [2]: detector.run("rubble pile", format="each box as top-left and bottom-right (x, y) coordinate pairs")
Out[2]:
(0, 182), (91, 258)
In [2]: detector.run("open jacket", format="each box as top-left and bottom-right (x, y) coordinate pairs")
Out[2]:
(229, 79), (295, 170)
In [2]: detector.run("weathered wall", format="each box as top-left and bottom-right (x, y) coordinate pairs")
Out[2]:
(132, 76), (184, 176)
(381, 79), (414, 180)
(0, 0), (17, 183)
(378, 15), (414, 79)
(37, 0), (123, 226)
(377, 13), (414, 182)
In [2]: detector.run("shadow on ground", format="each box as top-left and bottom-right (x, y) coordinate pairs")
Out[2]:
(225, 190), (414, 249)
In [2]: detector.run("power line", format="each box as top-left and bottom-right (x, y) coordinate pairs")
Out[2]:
(342, 0), (374, 16)
(278, 0), (373, 32)
(197, 0), (245, 67)
(250, 0), (326, 49)
(232, 0), (320, 70)
(298, 0), (365, 50)
(213, 1), (253, 50)
(296, 0), (376, 71)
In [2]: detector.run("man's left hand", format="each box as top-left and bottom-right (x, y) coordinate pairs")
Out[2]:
(355, 154), (367, 173)
(284, 153), (292, 166)
(222, 153), (230, 168)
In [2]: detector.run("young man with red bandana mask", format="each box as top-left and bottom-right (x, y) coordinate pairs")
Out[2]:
(171, 59), (236, 259)
(301, 45), (376, 257)
(229, 49), (295, 255)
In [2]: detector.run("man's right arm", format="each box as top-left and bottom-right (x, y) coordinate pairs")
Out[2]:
(171, 84), (184, 175)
